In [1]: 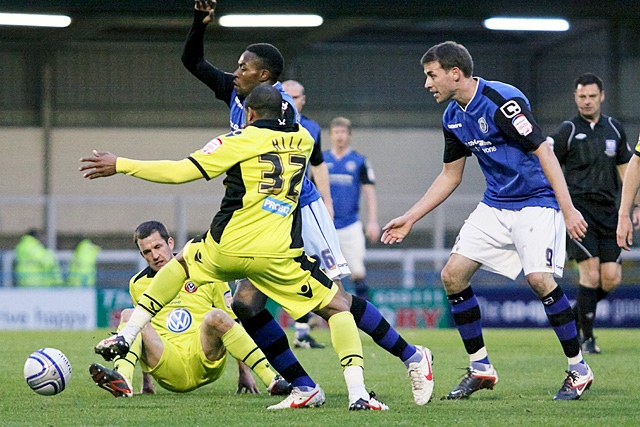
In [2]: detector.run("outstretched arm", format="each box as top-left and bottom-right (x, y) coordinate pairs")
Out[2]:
(533, 140), (588, 241)
(381, 157), (465, 244)
(79, 150), (203, 184)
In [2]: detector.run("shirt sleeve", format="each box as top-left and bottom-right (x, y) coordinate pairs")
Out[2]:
(443, 127), (472, 163)
(550, 121), (573, 165)
(492, 97), (546, 152)
(181, 10), (235, 106)
(359, 158), (376, 185)
(613, 118), (632, 165)
(116, 157), (204, 183)
(309, 139), (324, 166)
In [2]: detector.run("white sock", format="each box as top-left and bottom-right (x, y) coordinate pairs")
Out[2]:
(119, 306), (152, 345)
(343, 365), (368, 402)
(294, 322), (310, 339)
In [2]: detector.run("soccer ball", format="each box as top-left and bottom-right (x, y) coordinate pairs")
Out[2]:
(24, 348), (72, 396)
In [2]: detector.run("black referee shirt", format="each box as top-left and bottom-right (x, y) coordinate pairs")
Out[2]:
(552, 114), (630, 204)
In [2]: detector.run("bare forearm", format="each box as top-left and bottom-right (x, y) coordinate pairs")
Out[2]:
(363, 185), (378, 224)
(310, 163), (333, 211)
(535, 141), (575, 214)
(620, 155), (640, 217)
(404, 170), (460, 225)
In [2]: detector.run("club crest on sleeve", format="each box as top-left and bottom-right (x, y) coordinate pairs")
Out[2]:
(512, 114), (532, 136)
(201, 138), (222, 154)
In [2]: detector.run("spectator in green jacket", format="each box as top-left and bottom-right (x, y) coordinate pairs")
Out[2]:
(14, 229), (63, 287)
(67, 238), (101, 287)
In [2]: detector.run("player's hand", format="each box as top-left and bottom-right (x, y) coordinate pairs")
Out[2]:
(617, 215), (633, 251)
(365, 221), (380, 243)
(563, 207), (588, 242)
(79, 150), (118, 179)
(381, 215), (413, 244)
(236, 370), (260, 394)
(139, 372), (156, 395)
(194, 0), (216, 24)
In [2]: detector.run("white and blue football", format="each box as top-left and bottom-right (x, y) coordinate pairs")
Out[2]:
(24, 348), (72, 396)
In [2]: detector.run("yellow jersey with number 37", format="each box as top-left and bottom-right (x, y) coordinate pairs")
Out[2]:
(188, 120), (314, 258)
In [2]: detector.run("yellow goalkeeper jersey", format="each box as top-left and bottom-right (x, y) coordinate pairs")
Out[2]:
(129, 266), (235, 344)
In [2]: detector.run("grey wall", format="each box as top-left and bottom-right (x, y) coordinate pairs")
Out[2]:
(0, 126), (485, 236)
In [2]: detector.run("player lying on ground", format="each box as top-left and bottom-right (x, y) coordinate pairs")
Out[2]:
(90, 220), (290, 397)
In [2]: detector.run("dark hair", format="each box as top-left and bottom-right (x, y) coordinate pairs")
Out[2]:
(133, 221), (170, 248)
(574, 73), (603, 92)
(246, 43), (284, 82)
(245, 84), (283, 119)
(420, 41), (474, 77)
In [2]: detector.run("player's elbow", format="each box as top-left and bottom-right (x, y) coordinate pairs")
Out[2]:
(181, 51), (194, 70)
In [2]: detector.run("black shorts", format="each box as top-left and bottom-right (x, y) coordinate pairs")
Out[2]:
(567, 197), (621, 264)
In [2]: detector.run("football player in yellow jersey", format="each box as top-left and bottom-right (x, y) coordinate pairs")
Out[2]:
(80, 85), (386, 411)
(89, 220), (291, 397)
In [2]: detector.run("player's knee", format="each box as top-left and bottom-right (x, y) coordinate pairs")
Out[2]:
(203, 309), (234, 333)
(600, 274), (621, 292)
(231, 298), (255, 320)
(440, 265), (458, 290)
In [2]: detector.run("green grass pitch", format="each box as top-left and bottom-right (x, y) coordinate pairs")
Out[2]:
(1, 328), (637, 426)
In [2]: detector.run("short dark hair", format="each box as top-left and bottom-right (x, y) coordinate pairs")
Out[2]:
(246, 43), (284, 82)
(574, 73), (603, 92)
(420, 41), (474, 77)
(133, 221), (170, 248)
(245, 84), (283, 119)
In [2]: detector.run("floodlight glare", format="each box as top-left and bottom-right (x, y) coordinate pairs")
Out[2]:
(483, 17), (569, 32)
(0, 12), (71, 28)
(219, 14), (323, 28)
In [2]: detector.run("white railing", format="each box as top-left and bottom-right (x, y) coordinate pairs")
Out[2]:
(4, 247), (640, 289)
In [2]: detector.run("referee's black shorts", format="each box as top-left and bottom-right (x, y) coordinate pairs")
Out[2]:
(567, 197), (621, 264)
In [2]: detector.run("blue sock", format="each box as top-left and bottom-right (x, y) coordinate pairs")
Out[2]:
(448, 287), (489, 366)
(541, 286), (581, 359)
(242, 310), (315, 389)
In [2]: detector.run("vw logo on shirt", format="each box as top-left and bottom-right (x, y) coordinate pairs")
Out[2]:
(166, 308), (193, 333)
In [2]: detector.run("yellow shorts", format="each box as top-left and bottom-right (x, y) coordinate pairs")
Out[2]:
(142, 332), (226, 393)
(184, 231), (337, 320)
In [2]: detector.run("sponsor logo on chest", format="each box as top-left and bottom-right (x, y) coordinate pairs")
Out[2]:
(262, 196), (292, 216)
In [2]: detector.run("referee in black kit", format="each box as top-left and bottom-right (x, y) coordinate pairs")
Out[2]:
(550, 73), (634, 354)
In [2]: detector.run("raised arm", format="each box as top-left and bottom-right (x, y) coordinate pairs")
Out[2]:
(181, 1), (235, 104)
(381, 156), (465, 244)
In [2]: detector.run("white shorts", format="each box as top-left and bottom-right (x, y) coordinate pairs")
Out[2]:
(336, 221), (366, 277)
(451, 203), (566, 280)
(301, 199), (351, 279)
